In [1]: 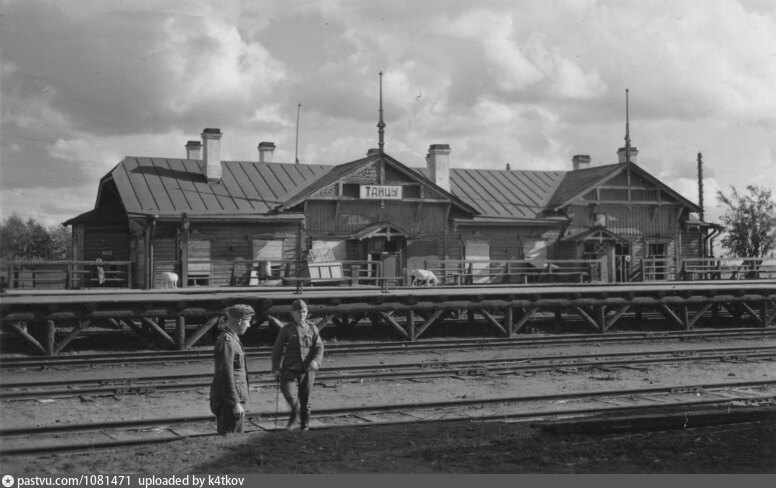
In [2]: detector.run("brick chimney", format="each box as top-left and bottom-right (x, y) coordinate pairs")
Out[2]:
(258, 141), (275, 163)
(572, 154), (591, 171)
(426, 144), (451, 192)
(185, 140), (202, 160)
(202, 128), (222, 182)
(617, 146), (639, 163)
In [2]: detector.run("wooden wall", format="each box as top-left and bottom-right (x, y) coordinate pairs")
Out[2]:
(566, 203), (682, 237)
(306, 201), (449, 235)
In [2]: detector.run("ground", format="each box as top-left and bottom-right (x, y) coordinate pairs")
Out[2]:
(1, 330), (775, 473)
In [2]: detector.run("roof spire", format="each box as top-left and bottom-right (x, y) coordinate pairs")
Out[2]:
(377, 71), (385, 154)
(624, 88), (631, 163)
(295, 102), (301, 164)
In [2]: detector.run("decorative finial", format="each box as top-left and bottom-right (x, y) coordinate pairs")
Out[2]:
(378, 71), (385, 154)
(624, 88), (631, 163)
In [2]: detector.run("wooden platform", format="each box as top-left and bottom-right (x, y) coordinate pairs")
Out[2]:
(2, 280), (775, 355)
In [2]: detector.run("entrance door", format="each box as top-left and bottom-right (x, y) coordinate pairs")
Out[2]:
(583, 241), (612, 282)
(648, 243), (668, 280)
(614, 243), (631, 282)
(367, 237), (404, 279)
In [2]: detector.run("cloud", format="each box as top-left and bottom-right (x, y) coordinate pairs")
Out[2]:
(1, 0), (775, 228)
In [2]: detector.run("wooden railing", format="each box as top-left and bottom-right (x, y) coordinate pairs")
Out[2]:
(152, 259), (386, 288)
(679, 257), (776, 281)
(640, 257), (676, 281)
(423, 259), (602, 285)
(2, 260), (132, 289)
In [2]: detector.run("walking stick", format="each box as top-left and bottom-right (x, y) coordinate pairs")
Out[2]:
(274, 377), (280, 430)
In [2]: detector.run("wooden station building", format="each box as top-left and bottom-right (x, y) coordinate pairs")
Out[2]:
(64, 126), (718, 289)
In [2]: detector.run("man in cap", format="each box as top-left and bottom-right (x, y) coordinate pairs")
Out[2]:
(210, 304), (255, 434)
(271, 299), (324, 431)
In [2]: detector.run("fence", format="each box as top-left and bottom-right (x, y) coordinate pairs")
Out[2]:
(2, 260), (132, 289)
(151, 259), (385, 288)
(679, 257), (776, 281)
(640, 257), (676, 281)
(423, 259), (602, 285)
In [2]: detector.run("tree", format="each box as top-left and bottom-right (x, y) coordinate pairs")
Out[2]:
(716, 185), (776, 258)
(0, 215), (72, 260)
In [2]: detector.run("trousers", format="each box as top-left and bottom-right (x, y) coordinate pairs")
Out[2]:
(213, 402), (244, 434)
(279, 370), (315, 427)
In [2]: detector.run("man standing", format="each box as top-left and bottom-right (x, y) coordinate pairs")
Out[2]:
(272, 299), (324, 431)
(210, 304), (254, 434)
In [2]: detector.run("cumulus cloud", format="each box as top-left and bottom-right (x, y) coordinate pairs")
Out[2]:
(1, 0), (775, 228)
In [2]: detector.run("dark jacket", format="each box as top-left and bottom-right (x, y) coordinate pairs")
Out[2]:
(210, 330), (248, 410)
(271, 320), (324, 372)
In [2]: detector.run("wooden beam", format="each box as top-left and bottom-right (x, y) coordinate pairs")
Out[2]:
(596, 306), (606, 333)
(605, 305), (630, 332)
(184, 316), (221, 349)
(504, 306), (513, 337)
(478, 309), (507, 336)
(176, 316), (186, 350)
(140, 317), (175, 348)
(687, 303), (713, 329)
(513, 306), (538, 333)
(414, 309), (445, 340)
(572, 306), (600, 331)
(54, 320), (91, 354)
(407, 311), (416, 341)
(316, 313), (337, 332)
(45, 320), (56, 356)
(266, 315), (286, 331)
(657, 304), (684, 328)
(7, 322), (47, 356)
(378, 311), (409, 339)
(740, 302), (764, 326)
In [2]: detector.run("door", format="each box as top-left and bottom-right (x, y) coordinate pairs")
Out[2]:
(648, 243), (668, 280)
(583, 241), (612, 282)
(465, 239), (490, 284)
(367, 237), (405, 280)
(614, 243), (631, 282)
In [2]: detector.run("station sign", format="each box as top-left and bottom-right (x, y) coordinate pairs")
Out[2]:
(360, 185), (402, 200)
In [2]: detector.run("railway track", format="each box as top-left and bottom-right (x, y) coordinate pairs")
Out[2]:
(2, 379), (774, 456)
(2, 344), (775, 400)
(3, 327), (775, 369)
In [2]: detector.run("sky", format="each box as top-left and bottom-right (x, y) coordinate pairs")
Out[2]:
(1, 0), (775, 228)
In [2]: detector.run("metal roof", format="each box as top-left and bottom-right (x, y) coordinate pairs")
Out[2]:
(418, 167), (565, 219)
(72, 154), (701, 225)
(109, 157), (332, 216)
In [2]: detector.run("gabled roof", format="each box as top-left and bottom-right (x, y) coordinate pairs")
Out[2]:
(548, 161), (701, 212)
(106, 157), (331, 217)
(548, 163), (627, 208)
(278, 151), (480, 215)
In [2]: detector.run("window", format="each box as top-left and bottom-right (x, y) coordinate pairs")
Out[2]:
(187, 240), (211, 286)
(341, 184), (359, 197)
(593, 213), (607, 227)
